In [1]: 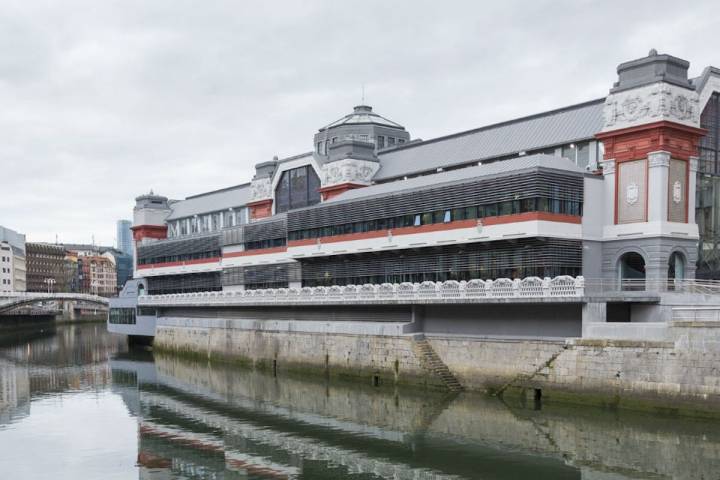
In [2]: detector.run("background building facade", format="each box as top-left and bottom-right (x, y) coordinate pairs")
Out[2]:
(25, 243), (69, 293)
(0, 226), (27, 292)
(117, 220), (133, 256)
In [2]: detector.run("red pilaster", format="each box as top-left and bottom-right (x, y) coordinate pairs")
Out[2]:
(247, 199), (273, 220)
(131, 224), (167, 242)
(596, 121), (706, 162)
(318, 182), (367, 201)
(596, 120), (706, 225)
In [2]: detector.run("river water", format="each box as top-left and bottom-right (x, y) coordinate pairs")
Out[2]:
(1, 324), (719, 479)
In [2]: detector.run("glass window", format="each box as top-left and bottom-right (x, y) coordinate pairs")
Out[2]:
(562, 144), (576, 163)
(308, 166), (321, 205)
(223, 210), (235, 228)
(359, 134), (369, 142)
(443, 210), (451, 223)
(388, 137), (396, 146)
(576, 142), (590, 169)
(275, 165), (321, 213)
(520, 198), (536, 213)
(377, 135), (385, 149)
(290, 167), (308, 209)
(414, 214), (421, 226)
(422, 212), (434, 225)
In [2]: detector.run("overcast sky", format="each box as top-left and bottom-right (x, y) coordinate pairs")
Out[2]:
(1, 0), (718, 246)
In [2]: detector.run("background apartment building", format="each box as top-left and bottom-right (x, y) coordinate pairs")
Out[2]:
(0, 226), (26, 292)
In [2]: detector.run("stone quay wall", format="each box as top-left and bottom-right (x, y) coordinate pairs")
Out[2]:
(153, 316), (444, 388)
(153, 315), (720, 414)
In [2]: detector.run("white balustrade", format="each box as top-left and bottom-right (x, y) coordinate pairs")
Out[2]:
(136, 275), (587, 307)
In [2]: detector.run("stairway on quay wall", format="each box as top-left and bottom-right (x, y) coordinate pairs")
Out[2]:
(411, 335), (463, 392)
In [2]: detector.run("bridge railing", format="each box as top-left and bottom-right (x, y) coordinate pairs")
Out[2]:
(138, 276), (586, 306)
(0, 292), (110, 304)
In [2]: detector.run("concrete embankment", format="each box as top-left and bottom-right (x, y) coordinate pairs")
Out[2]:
(152, 314), (720, 416)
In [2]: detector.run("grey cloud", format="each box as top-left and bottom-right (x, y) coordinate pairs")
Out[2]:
(0, 0), (718, 245)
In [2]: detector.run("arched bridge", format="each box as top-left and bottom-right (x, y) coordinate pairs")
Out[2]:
(0, 292), (110, 315)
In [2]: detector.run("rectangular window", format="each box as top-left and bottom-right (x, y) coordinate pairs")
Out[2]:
(413, 214), (421, 226)
(377, 136), (385, 149)
(443, 210), (452, 223)
(388, 137), (396, 146)
(562, 144), (576, 163)
(576, 142), (590, 169)
(359, 134), (369, 142)
(520, 198), (536, 213)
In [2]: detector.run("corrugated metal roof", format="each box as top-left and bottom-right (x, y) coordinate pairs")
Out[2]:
(326, 154), (585, 204)
(166, 183), (251, 220)
(374, 99), (605, 180)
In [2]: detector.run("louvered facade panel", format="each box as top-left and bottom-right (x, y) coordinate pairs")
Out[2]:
(299, 238), (581, 286)
(288, 170), (583, 232)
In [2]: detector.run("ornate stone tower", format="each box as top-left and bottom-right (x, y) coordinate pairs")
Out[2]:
(314, 105), (409, 200)
(131, 192), (171, 272)
(596, 50), (706, 286)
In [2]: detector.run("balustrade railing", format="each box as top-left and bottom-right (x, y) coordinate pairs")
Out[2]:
(139, 276), (586, 306)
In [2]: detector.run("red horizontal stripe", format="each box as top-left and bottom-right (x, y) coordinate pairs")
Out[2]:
(287, 213), (580, 247)
(136, 256), (220, 270)
(223, 246), (288, 258)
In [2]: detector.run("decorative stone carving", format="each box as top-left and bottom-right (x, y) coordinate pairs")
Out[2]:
(648, 151), (671, 168)
(626, 183), (639, 205)
(250, 177), (272, 201)
(321, 158), (379, 187)
(600, 159), (615, 175)
(603, 82), (700, 131)
(672, 181), (682, 204)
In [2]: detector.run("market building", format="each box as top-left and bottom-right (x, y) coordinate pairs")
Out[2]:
(129, 50), (719, 295)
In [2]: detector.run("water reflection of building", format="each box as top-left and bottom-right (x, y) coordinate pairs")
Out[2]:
(112, 354), (720, 480)
(0, 359), (30, 425)
(0, 325), (127, 404)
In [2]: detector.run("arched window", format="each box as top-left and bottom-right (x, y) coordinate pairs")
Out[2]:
(618, 252), (645, 291)
(275, 165), (321, 213)
(668, 251), (686, 289)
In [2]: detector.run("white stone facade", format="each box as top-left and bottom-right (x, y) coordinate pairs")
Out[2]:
(602, 82), (701, 132)
(320, 158), (379, 188)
